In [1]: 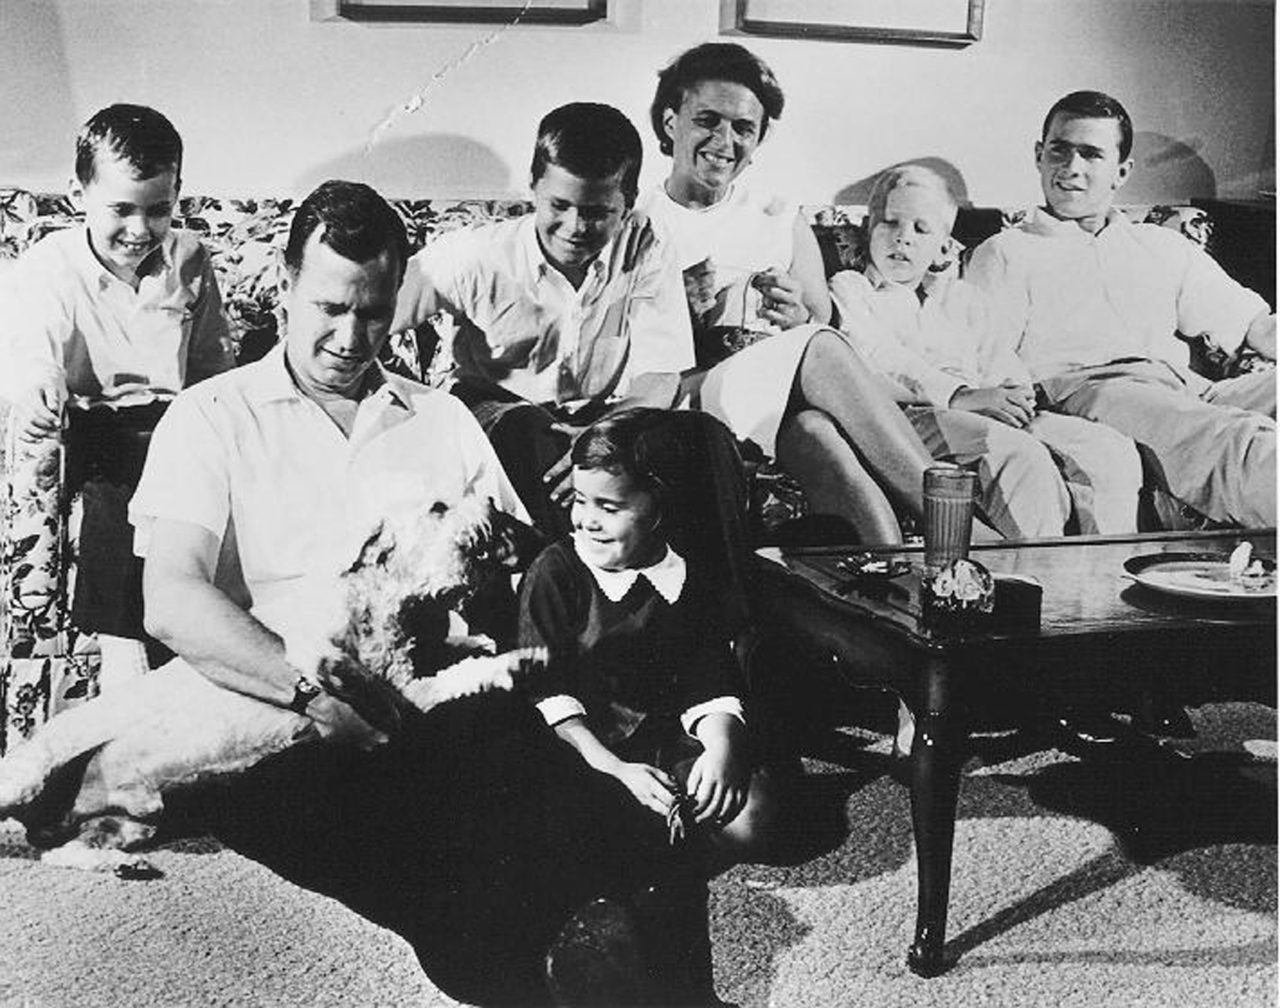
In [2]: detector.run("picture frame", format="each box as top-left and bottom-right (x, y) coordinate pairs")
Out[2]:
(721, 0), (984, 47)
(331, 0), (607, 25)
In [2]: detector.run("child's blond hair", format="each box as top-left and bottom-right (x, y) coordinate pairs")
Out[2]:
(866, 163), (959, 232)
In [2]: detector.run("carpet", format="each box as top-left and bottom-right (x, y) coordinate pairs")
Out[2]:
(0, 701), (1274, 1008)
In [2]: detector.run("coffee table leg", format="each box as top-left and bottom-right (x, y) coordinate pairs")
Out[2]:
(906, 656), (965, 978)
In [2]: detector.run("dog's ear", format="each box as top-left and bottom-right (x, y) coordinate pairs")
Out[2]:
(489, 506), (547, 572)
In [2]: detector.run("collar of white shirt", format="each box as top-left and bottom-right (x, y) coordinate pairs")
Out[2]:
(572, 533), (687, 604)
(1026, 205), (1128, 239)
(520, 214), (615, 286)
(75, 227), (177, 287)
(863, 262), (954, 304)
(244, 342), (414, 411)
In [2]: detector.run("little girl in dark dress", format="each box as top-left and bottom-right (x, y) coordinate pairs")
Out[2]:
(518, 407), (777, 863)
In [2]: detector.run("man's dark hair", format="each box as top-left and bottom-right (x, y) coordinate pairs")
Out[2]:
(283, 180), (409, 280)
(530, 102), (642, 207)
(1042, 90), (1134, 161)
(75, 104), (183, 186)
(650, 42), (785, 157)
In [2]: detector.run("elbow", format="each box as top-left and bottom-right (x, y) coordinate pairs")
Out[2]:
(142, 604), (177, 648)
(141, 578), (183, 647)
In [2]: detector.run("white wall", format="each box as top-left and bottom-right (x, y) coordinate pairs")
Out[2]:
(1, 0), (1273, 207)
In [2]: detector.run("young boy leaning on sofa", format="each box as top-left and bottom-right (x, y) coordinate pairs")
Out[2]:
(0, 104), (235, 689)
(830, 164), (1143, 538)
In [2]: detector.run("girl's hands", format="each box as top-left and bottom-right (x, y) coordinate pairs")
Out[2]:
(613, 761), (679, 818)
(752, 269), (812, 330)
(685, 739), (748, 827)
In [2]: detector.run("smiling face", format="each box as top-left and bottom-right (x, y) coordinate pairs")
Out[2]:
(869, 183), (954, 288)
(662, 79), (765, 206)
(532, 163), (629, 284)
(1036, 113), (1132, 230)
(281, 233), (400, 401)
(571, 466), (665, 572)
(72, 153), (178, 283)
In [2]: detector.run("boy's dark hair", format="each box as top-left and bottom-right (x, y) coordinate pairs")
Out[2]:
(283, 180), (409, 280)
(530, 102), (642, 207)
(75, 104), (184, 186)
(1042, 90), (1134, 161)
(650, 42), (785, 157)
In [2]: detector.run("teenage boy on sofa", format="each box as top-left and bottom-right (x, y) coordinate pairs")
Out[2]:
(967, 89), (1276, 528)
(392, 101), (694, 536)
(0, 103), (234, 688)
(832, 163), (1143, 537)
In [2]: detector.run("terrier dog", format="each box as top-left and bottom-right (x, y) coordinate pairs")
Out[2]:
(0, 495), (544, 876)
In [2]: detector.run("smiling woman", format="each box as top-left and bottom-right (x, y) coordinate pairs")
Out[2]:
(637, 42), (986, 544)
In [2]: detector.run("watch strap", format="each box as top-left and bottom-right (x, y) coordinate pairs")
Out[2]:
(288, 674), (323, 715)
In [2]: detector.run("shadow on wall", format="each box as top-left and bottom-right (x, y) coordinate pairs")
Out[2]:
(833, 157), (973, 208)
(1125, 132), (1217, 203)
(0, 0), (77, 188)
(294, 133), (512, 201)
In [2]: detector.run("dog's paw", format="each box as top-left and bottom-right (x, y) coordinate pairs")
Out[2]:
(402, 647), (547, 711)
(40, 840), (162, 879)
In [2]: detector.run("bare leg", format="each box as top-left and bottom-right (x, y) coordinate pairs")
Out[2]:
(793, 329), (935, 520)
(776, 409), (904, 543)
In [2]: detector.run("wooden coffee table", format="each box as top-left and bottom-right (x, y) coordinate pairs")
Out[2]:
(748, 530), (1276, 977)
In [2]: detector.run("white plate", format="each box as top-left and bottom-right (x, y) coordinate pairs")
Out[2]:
(1124, 551), (1276, 601)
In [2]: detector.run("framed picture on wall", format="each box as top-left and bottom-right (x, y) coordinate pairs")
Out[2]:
(721, 0), (984, 47)
(330, 0), (606, 24)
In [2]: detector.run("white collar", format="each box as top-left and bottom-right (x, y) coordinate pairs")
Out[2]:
(572, 534), (687, 604)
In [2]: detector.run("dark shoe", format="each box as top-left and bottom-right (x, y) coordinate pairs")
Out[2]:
(546, 897), (652, 1007)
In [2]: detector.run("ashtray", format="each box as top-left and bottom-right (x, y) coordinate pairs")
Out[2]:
(836, 554), (912, 579)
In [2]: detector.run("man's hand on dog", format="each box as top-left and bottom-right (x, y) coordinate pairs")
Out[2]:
(305, 692), (390, 750)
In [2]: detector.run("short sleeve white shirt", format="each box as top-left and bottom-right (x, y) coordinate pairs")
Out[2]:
(129, 343), (528, 643)
(0, 226), (234, 406)
(406, 213), (693, 407)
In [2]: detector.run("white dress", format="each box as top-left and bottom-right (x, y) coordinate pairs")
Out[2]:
(638, 183), (818, 456)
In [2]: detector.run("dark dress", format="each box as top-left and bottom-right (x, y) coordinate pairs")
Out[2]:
(518, 539), (742, 767)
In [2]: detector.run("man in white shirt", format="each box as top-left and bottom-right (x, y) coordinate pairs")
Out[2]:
(393, 102), (695, 534)
(968, 90), (1275, 527)
(130, 180), (676, 1006)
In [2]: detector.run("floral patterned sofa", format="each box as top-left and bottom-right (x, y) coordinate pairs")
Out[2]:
(0, 189), (1259, 751)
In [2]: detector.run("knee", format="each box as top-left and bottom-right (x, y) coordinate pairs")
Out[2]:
(713, 772), (781, 863)
(780, 407), (838, 442)
(803, 328), (867, 373)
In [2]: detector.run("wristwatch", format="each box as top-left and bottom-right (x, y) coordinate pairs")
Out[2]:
(288, 674), (323, 715)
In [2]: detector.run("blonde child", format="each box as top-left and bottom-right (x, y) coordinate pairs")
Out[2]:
(831, 164), (1142, 536)
(0, 104), (234, 685)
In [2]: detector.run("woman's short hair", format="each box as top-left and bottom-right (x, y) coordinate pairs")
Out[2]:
(283, 180), (409, 280)
(531, 102), (643, 207)
(1042, 90), (1134, 161)
(75, 104), (183, 186)
(650, 42), (785, 156)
